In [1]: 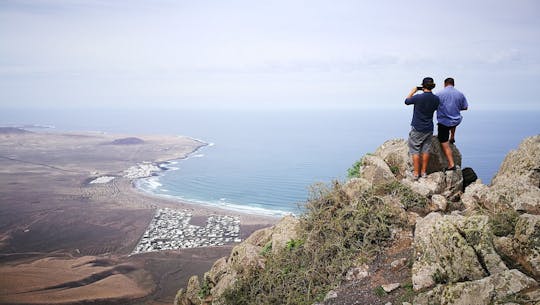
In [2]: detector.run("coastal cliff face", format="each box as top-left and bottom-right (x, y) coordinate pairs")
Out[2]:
(174, 135), (540, 305)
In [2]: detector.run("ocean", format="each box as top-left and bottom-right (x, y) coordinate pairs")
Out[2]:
(1, 108), (538, 215)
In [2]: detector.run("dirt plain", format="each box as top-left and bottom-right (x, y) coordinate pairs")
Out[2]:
(0, 129), (277, 305)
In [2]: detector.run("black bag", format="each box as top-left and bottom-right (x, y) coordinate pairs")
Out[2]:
(462, 167), (478, 191)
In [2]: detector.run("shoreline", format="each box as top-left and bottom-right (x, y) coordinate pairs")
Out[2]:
(131, 138), (294, 218)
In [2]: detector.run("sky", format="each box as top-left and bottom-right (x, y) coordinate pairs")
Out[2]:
(1, 0), (540, 110)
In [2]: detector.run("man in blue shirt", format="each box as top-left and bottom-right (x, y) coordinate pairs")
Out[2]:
(405, 77), (440, 180)
(436, 77), (468, 170)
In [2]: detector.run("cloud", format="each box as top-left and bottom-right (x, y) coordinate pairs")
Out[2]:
(0, 0), (539, 109)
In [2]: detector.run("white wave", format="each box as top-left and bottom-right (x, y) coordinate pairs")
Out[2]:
(141, 177), (162, 190)
(137, 191), (294, 217)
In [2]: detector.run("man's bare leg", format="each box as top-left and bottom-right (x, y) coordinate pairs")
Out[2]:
(450, 126), (456, 143)
(412, 154), (420, 178)
(421, 153), (430, 176)
(441, 141), (455, 169)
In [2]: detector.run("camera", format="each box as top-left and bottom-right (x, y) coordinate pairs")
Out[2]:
(416, 86), (423, 91)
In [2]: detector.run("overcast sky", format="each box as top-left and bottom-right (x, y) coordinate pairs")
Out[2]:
(1, 0), (539, 110)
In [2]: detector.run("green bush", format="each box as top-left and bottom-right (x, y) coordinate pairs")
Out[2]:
(198, 279), (211, 299)
(347, 159), (363, 178)
(221, 181), (397, 305)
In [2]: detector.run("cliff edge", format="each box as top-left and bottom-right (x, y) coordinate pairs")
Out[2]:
(174, 135), (540, 305)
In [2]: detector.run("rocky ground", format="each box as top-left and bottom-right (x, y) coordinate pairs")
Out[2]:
(175, 135), (540, 305)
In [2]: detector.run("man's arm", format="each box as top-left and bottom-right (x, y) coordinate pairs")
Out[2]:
(461, 95), (469, 110)
(405, 87), (419, 105)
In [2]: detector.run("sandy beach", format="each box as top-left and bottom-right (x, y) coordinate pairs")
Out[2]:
(0, 128), (278, 305)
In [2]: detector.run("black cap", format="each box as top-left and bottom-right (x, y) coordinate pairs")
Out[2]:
(422, 77), (435, 89)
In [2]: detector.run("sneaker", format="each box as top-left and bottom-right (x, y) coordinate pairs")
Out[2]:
(445, 166), (457, 171)
(421, 173), (428, 179)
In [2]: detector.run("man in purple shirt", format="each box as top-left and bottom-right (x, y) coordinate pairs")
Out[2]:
(436, 78), (468, 170)
(405, 77), (440, 180)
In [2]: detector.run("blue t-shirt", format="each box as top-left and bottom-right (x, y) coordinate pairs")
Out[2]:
(405, 92), (440, 133)
(436, 86), (468, 127)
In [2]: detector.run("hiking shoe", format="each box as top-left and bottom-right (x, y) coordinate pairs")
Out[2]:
(444, 166), (457, 172)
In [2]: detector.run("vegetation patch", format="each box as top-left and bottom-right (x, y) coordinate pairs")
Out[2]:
(221, 181), (398, 305)
(347, 158), (363, 178)
(376, 181), (427, 210)
(198, 279), (211, 299)
(488, 208), (519, 237)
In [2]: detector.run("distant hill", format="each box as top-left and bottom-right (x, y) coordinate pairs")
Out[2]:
(111, 137), (145, 145)
(0, 127), (31, 134)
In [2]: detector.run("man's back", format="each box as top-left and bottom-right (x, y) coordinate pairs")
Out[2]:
(405, 92), (440, 133)
(437, 86), (468, 126)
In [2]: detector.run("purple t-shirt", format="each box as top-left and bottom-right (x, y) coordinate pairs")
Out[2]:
(405, 92), (440, 133)
(436, 86), (468, 127)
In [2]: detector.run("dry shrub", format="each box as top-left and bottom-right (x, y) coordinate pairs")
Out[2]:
(221, 181), (397, 305)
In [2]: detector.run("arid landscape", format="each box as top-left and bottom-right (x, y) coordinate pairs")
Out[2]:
(0, 128), (277, 305)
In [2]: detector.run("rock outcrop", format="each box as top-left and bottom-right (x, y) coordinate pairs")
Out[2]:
(373, 136), (462, 177)
(175, 216), (300, 305)
(414, 269), (537, 305)
(410, 135), (540, 305)
(173, 135), (540, 305)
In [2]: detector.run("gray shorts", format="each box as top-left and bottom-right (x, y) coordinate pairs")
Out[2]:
(408, 128), (432, 155)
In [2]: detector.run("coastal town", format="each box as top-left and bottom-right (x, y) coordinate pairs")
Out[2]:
(132, 208), (242, 254)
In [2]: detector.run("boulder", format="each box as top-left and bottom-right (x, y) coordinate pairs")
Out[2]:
(430, 194), (447, 212)
(271, 215), (300, 254)
(209, 273), (237, 303)
(359, 155), (396, 186)
(174, 289), (191, 305)
(374, 139), (410, 178)
(461, 183), (493, 213)
(243, 227), (273, 247)
(412, 213), (508, 291)
(414, 269), (538, 305)
(492, 135), (540, 184)
(402, 172), (446, 197)
(490, 135), (540, 214)
(494, 214), (540, 280)
(185, 275), (202, 305)
(228, 243), (265, 273)
(381, 283), (400, 292)
(204, 257), (229, 287)
(426, 136), (462, 174)
(402, 169), (462, 199)
(452, 215), (508, 275)
(373, 137), (462, 177)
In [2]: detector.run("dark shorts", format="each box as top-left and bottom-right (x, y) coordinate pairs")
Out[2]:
(408, 128), (432, 155)
(437, 123), (457, 143)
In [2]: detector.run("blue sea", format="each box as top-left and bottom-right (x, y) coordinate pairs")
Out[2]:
(1, 108), (538, 215)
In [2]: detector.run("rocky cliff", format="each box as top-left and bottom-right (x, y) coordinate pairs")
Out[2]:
(174, 135), (540, 305)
